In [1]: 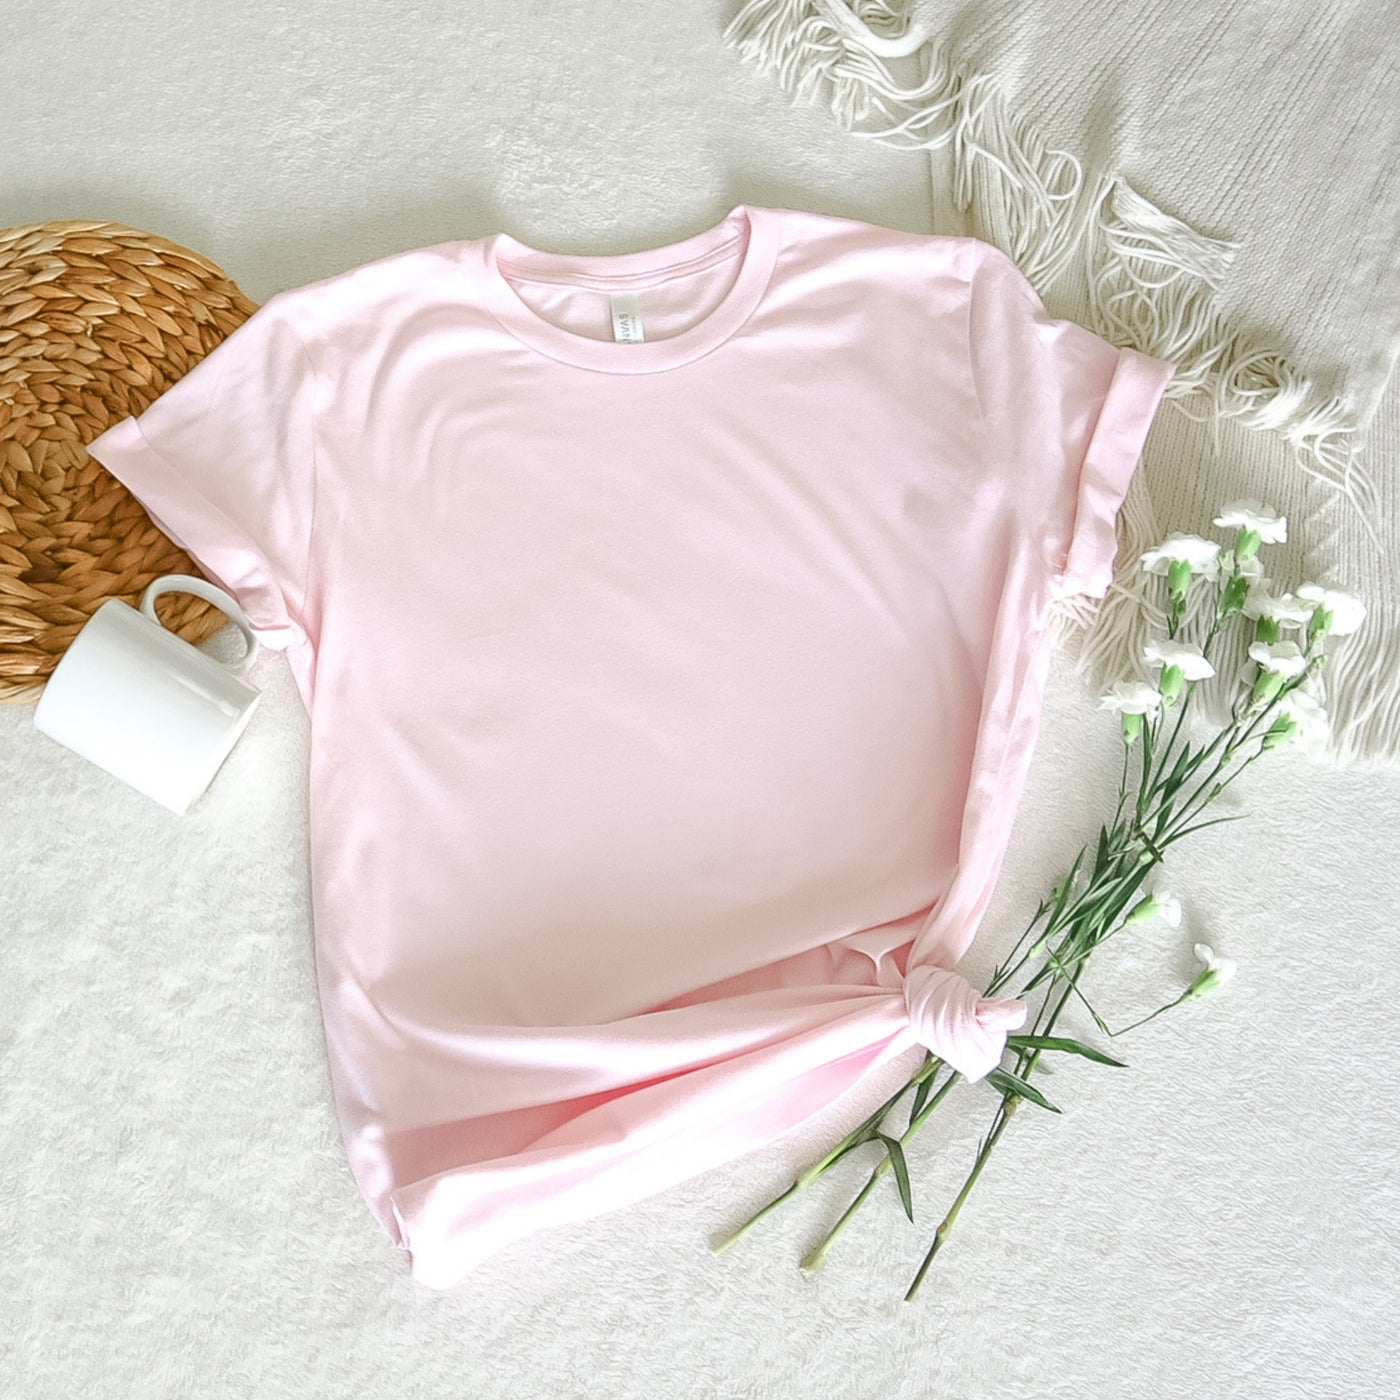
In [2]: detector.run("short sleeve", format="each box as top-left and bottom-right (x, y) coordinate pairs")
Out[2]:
(84, 290), (320, 650)
(965, 241), (1175, 598)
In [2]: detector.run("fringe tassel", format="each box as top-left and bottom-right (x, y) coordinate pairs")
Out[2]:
(1299, 526), (1400, 767)
(1084, 181), (1238, 394)
(725, 0), (1395, 765)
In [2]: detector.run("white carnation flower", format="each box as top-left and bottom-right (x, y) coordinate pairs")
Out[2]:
(1213, 500), (1287, 543)
(1280, 687), (1328, 728)
(1142, 638), (1215, 680)
(1140, 534), (1222, 578)
(1248, 640), (1308, 678)
(1278, 688), (1332, 757)
(1242, 586), (1313, 626)
(1098, 680), (1164, 716)
(1296, 583), (1368, 636)
(1126, 886), (1184, 928)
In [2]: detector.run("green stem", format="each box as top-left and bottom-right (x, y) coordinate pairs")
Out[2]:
(1146, 667), (1198, 796)
(1166, 656), (1319, 833)
(800, 1071), (963, 1270)
(903, 1098), (1020, 1301)
(710, 1055), (942, 1254)
(1113, 730), (1132, 826)
(985, 899), (1057, 999)
(1150, 684), (1287, 847)
(1019, 837), (1154, 993)
(1136, 706), (1154, 822)
(902, 957), (1089, 1299)
(989, 900), (1076, 998)
(802, 1162), (889, 1272)
(1105, 989), (1191, 1037)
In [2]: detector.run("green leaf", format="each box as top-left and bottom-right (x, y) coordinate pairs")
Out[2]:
(1048, 849), (1085, 927)
(1165, 812), (1249, 844)
(987, 1067), (1062, 1113)
(908, 1072), (934, 1126)
(1020, 962), (1056, 994)
(1075, 863), (1153, 939)
(1021, 951), (1085, 994)
(877, 1134), (915, 1221)
(1163, 744), (1195, 795)
(1005, 1034), (1127, 1068)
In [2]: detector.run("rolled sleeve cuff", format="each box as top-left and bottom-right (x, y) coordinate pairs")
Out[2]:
(1056, 347), (1176, 599)
(85, 414), (298, 650)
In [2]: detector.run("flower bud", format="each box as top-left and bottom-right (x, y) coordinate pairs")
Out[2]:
(1126, 889), (1183, 927)
(1121, 711), (1143, 745)
(1185, 968), (1228, 1000)
(1185, 944), (1236, 1000)
(1254, 616), (1279, 645)
(1221, 575), (1250, 616)
(1308, 607), (1333, 645)
(1159, 664), (1184, 704)
(1167, 558), (1193, 599)
(1234, 527), (1261, 561)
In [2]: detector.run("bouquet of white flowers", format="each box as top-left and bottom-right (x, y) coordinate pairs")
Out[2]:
(713, 500), (1365, 1301)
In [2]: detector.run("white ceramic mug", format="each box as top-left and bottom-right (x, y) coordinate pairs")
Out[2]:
(33, 574), (263, 815)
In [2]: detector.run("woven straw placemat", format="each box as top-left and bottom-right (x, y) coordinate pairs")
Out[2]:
(0, 219), (261, 703)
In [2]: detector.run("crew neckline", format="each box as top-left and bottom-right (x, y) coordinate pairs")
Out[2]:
(475, 205), (780, 373)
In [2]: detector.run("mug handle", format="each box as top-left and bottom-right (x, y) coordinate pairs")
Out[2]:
(140, 574), (262, 677)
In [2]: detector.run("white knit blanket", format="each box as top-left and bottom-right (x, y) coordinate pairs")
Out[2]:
(727, 0), (1400, 764)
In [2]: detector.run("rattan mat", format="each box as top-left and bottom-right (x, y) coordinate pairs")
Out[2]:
(0, 219), (260, 702)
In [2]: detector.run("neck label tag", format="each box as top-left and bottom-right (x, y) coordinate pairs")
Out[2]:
(610, 292), (645, 343)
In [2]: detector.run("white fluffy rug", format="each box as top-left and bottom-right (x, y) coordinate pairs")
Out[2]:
(6, 637), (1397, 1398)
(3, 3), (1398, 1396)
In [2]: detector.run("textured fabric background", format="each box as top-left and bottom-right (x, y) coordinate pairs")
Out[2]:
(3, 3), (1398, 1397)
(914, 0), (1400, 420)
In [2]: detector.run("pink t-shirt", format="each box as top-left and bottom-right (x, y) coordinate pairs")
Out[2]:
(86, 205), (1173, 1288)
